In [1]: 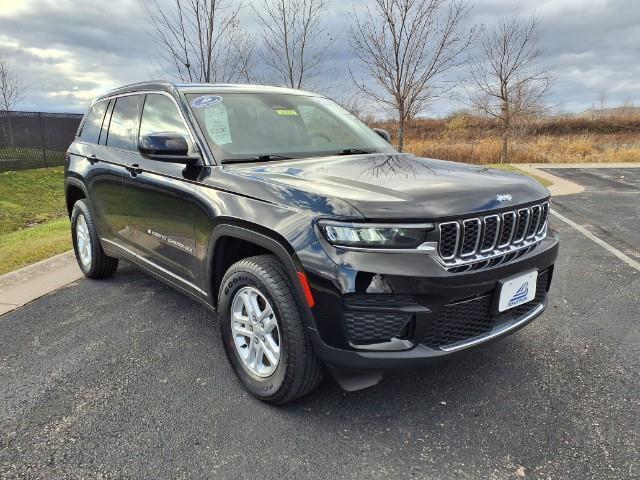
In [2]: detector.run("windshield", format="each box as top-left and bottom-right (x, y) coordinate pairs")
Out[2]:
(185, 92), (395, 162)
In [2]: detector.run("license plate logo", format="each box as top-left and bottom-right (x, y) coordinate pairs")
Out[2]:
(499, 271), (538, 312)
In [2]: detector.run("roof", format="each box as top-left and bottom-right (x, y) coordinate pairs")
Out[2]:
(95, 81), (319, 102)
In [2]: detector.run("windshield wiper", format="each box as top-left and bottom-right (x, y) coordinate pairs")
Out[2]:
(222, 154), (293, 164)
(255, 154), (293, 161)
(337, 148), (375, 155)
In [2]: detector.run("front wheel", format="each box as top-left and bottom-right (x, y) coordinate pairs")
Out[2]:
(218, 255), (323, 404)
(71, 199), (118, 278)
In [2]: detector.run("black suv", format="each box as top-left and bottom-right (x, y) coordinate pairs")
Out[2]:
(65, 82), (559, 403)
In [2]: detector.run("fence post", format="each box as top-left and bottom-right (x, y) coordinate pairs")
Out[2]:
(37, 112), (48, 168)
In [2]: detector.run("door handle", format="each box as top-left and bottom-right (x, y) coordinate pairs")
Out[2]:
(126, 163), (143, 176)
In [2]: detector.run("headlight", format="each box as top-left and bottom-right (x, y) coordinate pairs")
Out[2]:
(318, 221), (433, 249)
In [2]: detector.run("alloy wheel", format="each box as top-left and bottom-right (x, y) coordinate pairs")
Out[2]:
(76, 214), (92, 269)
(230, 286), (281, 377)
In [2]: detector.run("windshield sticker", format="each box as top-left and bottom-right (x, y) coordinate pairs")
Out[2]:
(274, 109), (298, 116)
(191, 95), (223, 108)
(203, 103), (232, 145)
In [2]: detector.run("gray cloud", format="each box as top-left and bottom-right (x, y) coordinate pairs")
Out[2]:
(0, 0), (638, 115)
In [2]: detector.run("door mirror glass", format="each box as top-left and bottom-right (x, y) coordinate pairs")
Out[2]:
(373, 128), (391, 143)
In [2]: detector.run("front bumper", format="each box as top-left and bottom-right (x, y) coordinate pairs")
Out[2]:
(299, 230), (559, 370)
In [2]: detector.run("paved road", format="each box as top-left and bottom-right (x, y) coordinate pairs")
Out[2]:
(543, 168), (640, 261)
(1, 171), (639, 479)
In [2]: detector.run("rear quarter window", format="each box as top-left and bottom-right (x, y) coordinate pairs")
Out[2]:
(78, 100), (108, 144)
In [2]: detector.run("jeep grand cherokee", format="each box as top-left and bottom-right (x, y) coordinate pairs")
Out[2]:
(65, 82), (559, 404)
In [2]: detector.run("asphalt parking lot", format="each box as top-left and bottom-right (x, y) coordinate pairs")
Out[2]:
(542, 167), (640, 262)
(1, 169), (639, 479)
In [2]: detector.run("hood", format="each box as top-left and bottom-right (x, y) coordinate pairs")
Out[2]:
(215, 153), (550, 220)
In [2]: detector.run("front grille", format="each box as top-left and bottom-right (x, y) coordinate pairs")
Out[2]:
(422, 295), (494, 348)
(422, 269), (550, 349)
(437, 201), (549, 273)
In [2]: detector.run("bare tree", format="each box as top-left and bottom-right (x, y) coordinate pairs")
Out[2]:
(349, 0), (475, 152)
(333, 91), (367, 120)
(0, 57), (24, 111)
(253, 0), (333, 89)
(466, 12), (552, 163)
(0, 57), (25, 146)
(143, 0), (255, 83)
(598, 89), (607, 112)
(620, 99), (636, 117)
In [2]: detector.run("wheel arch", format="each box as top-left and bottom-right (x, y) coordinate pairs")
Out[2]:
(65, 178), (90, 217)
(206, 221), (317, 329)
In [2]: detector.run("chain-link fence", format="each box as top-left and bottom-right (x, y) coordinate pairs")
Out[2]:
(0, 111), (83, 172)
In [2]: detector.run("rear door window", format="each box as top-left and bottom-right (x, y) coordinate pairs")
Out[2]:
(79, 100), (108, 144)
(106, 95), (141, 151)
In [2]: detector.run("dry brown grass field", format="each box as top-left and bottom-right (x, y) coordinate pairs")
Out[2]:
(374, 114), (640, 164)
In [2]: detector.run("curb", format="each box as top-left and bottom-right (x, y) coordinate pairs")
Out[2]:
(515, 162), (640, 196)
(0, 250), (82, 317)
(515, 165), (585, 196)
(524, 162), (640, 169)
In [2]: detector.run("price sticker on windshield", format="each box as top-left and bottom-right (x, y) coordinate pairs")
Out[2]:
(274, 109), (298, 116)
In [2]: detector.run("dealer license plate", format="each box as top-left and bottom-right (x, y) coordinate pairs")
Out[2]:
(498, 270), (538, 312)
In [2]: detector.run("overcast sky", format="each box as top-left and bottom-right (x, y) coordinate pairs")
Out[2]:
(0, 0), (638, 115)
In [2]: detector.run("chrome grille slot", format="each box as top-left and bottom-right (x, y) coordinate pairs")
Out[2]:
(498, 211), (516, 247)
(481, 215), (500, 252)
(527, 205), (542, 239)
(538, 202), (549, 234)
(513, 208), (530, 243)
(438, 222), (459, 259)
(460, 219), (481, 257)
(436, 201), (549, 273)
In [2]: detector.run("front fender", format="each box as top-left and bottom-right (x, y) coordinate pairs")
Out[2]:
(205, 222), (318, 330)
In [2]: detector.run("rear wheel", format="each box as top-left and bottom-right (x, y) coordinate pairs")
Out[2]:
(71, 199), (118, 278)
(218, 255), (323, 404)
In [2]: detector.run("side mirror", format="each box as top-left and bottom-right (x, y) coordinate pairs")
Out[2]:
(139, 133), (199, 164)
(373, 128), (391, 143)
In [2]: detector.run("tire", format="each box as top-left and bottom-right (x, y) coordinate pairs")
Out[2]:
(218, 255), (323, 404)
(71, 199), (119, 279)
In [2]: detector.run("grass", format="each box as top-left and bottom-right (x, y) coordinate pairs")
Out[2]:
(0, 217), (71, 275)
(375, 114), (640, 165)
(403, 134), (640, 165)
(0, 166), (70, 274)
(0, 166), (67, 235)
